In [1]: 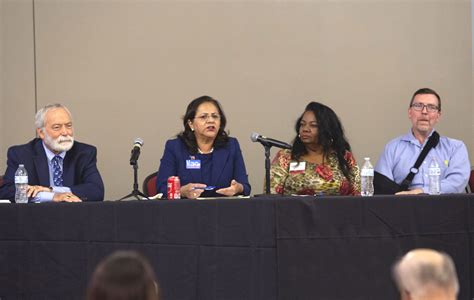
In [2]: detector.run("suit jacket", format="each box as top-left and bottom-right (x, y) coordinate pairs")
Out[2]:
(156, 137), (251, 197)
(0, 138), (104, 201)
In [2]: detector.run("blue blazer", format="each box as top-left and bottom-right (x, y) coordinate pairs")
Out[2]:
(0, 138), (104, 201)
(156, 137), (251, 196)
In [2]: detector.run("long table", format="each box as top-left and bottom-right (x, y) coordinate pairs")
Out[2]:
(0, 194), (473, 300)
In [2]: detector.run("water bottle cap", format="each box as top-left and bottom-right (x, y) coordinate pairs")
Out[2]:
(364, 157), (370, 160)
(19, 164), (24, 167)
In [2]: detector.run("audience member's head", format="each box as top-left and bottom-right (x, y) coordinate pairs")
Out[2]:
(392, 248), (458, 300)
(87, 250), (160, 300)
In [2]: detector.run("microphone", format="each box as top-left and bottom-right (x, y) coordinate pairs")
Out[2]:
(250, 132), (292, 150)
(129, 138), (144, 165)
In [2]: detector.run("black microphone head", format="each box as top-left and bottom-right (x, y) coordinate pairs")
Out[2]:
(250, 132), (260, 142)
(133, 138), (144, 147)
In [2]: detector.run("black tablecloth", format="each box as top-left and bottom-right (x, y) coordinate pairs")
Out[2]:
(0, 194), (473, 300)
(276, 194), (474, 300)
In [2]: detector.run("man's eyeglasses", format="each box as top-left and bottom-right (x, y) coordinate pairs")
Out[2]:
(410, 103), (439, 113)
(195, 114), (221, 122)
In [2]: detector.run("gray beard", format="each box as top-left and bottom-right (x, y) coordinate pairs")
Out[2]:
(44, 133), (74, 153)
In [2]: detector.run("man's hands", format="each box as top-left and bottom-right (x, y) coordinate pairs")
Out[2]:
(27, 185), (82, 202)
(53, 192), (81, 202)
(27, 185), (51, 198)
(395, 188), (424, 195)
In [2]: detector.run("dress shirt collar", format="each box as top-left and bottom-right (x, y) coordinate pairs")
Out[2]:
(401, 129), (436, 147)
(42, 141), (66, 163)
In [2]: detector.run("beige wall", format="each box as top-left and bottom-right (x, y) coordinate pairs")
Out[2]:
(1, 0), (36, 155)
(1, 0), (473, 199)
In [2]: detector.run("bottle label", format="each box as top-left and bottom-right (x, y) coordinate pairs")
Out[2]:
(361, 169), (374, 176)
(15, 176), (28, 184)
(429, 168), (441, 176)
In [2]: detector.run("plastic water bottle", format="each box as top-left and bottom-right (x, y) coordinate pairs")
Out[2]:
(428, 157), (441, 195)
(361, 157), (374, 196)
(14, 164), (28, 203)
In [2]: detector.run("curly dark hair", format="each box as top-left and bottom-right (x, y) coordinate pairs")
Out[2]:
(291, 101), (352, 180)
(178, 95), (229, 154)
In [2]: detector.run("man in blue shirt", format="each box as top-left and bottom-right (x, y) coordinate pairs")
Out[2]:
(375, 88), (470, 194)
(0, 103), (104, 202)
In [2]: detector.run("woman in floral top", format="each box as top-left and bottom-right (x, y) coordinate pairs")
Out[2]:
(270, 102), (361, 196)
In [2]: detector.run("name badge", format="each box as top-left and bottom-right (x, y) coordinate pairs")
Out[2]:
(186, 159), (201, 169)
(289, 161), (306, 174)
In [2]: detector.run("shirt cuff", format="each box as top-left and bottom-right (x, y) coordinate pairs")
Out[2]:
(33, 191), (54, 203)
(52, 186), (71, 193)
(33, 187), (72, 203)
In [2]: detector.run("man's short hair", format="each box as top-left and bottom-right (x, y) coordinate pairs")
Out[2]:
(392, 249), (459, 298)
(34, 103), (72, 129)
(410, 88), (442, 111)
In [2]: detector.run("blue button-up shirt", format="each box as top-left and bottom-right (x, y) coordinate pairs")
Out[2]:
(33, 142), (72, 203)
(375, 130), (470, 193)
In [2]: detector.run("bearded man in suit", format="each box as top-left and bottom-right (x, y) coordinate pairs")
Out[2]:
(0, 103), (104, 202)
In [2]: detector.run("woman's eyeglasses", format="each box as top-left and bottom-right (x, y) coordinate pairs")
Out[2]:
(195, 114), (221, 122)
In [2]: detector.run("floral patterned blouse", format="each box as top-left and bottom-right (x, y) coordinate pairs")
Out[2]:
(269, 149), (361, 196)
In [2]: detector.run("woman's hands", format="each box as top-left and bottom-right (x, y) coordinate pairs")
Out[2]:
(181, 180), (244, 198)
(180, 183), (207, 199)
(216, 180), (243, 196)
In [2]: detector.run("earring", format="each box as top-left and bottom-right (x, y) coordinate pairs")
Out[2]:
(191, 128), (194, 132)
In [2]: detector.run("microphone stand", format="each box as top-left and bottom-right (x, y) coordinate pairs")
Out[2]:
(119, 161), (149, 200)
(252, 136), (291, 196)
(264, 145), (272, 194)
(255, 144), (282, 197)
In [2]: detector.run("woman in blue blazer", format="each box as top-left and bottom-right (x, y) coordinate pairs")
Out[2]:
(156, 96), (251, 198)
